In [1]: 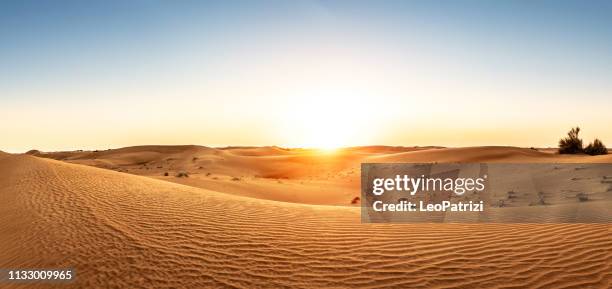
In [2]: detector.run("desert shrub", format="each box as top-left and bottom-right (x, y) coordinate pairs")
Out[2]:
(507, 191), (517, 199)
(231, 177), (241, 181)
(176, 172), (189, 178)
(584, 138), (608, 155)
(163, 172), (169, 176)
(558, 127), (583, 154)
(351, 196), (360, 204)
(576, 192), (589, 202)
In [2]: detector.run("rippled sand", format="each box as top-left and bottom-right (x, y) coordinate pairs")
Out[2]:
(1, 150), (611, 288)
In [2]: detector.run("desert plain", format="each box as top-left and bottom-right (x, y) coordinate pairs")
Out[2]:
(1, 146), (610, 288)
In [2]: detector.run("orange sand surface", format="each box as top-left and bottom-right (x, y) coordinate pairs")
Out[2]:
(1, 147), (610, 288)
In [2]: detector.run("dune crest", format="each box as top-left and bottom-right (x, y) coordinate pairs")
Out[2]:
(33, 146), (612, 205)
(0, 154), (610, 288)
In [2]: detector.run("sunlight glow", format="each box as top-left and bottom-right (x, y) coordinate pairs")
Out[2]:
(276, 90), (380, 149)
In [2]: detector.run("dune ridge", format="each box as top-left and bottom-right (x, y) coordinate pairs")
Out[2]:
(32, 146), (612, 206)
(0, 154), (610, 288)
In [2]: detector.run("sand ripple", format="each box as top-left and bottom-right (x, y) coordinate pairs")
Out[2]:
(0, 155), (610, 288)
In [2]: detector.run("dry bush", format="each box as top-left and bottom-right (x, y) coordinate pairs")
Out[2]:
(584, 139), (608, 155)
(558, 127), (583, 154)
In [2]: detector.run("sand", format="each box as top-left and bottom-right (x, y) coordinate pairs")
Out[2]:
(34, 146), (612, 205)
(2, 147), (611, 288)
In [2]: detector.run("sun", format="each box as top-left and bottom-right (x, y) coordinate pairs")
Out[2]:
(285, 107), (353, 150)
(276, 90), (380, 150)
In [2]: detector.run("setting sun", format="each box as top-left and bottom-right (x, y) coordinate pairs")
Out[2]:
(276, 90), (384, 149)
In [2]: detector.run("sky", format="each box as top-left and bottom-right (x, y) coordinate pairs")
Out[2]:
(1, 0), (611, 152)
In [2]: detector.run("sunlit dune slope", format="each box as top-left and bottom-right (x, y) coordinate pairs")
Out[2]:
(0, 154), (610, 288)
(33, 146), (612, 205)
(33, 145), (431, 179)
(368, 146), (612, 163)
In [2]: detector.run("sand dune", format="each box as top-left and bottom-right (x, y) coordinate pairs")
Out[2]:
(34, 146), (612, 205)
(366, 146), (612, 163)
(0, 152), (611, 288)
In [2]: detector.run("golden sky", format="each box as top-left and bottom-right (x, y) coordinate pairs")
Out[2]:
(2, 1), (611, 152)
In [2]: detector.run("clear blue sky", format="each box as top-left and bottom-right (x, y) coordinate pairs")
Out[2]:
(1, 0), (611, 152)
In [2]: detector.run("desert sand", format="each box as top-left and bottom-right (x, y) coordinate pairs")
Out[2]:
(32, 145), (612, 205)
(1, 146), (611, 288)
